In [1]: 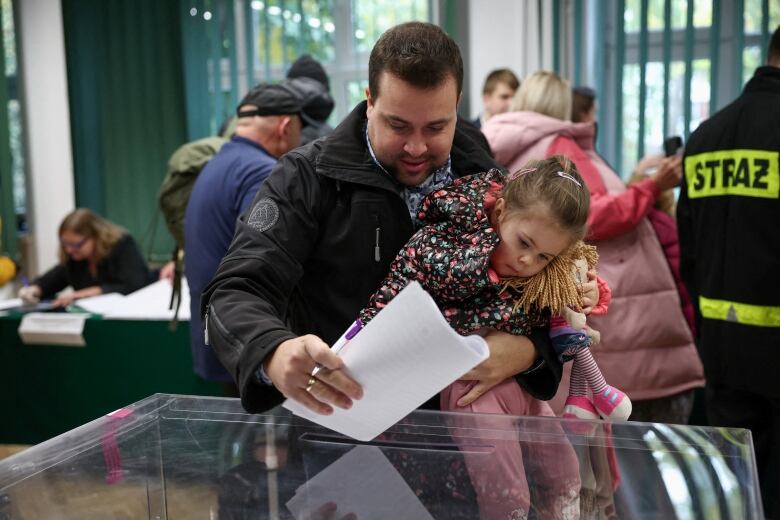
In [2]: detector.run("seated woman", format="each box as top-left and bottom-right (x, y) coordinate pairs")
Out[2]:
(18, 208), (152, 307)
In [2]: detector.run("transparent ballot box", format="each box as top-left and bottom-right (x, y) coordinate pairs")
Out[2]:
(0, 394), (763, 519)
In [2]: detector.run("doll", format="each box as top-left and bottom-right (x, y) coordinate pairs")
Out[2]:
(510, 240), (632, 421)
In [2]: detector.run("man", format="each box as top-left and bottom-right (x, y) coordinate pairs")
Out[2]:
(471, 68), (520, 129)
(286, 54), (335, 144)
(678, 25), (780, 518)
(184, 81), (304, 389)
(202, 22), (570, 416)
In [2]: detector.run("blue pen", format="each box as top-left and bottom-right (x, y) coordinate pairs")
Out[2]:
(21, 275), (29, 287)
(311, 319), (362, 378)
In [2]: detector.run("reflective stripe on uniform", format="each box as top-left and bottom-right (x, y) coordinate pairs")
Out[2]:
(699, 296), (780, 327)
(685, 149), (780, 199)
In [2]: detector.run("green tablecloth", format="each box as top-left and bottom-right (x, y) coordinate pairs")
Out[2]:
(0, 314), (223, 444)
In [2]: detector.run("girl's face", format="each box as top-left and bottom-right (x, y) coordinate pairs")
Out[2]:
(60, 230), (94, 261)
(490, 200), (573, 278)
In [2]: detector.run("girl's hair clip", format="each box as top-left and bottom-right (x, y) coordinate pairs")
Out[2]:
(508, 167), (536, 181)
(556, 171), (582, 187)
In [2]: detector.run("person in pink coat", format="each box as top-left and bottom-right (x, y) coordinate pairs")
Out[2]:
(483, 71), (704, 424)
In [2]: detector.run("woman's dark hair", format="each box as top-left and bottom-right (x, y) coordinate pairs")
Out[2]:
(368, 22), (463, 99)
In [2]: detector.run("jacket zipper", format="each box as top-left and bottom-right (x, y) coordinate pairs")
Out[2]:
(374, 215), (381, 262)
(204, 307), (210, 345)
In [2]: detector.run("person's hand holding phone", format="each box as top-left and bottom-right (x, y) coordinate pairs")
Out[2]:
(650, 155), (683, 191)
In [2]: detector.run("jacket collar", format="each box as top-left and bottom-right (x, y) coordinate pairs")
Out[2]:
(315, 101), (499, 190)
(744, 65), (780, 94)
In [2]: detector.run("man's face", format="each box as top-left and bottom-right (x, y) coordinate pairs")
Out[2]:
(366, 72), (459, 188)
(483, 82), (516, 119)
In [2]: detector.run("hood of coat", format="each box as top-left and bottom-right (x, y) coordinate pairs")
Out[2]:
(482, 110), (597, 169)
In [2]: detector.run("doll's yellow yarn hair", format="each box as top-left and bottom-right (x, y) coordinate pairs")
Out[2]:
(501, 240), (598, 316)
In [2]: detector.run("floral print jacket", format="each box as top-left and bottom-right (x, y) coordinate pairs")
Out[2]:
(359, 169), (547, 334)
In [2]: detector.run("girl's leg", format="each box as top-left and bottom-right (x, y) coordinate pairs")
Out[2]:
(442, 380), (531, 519)
(573, 349), (632, 421)
(563, 347), (599, 421)
(521, 398), (582, 520)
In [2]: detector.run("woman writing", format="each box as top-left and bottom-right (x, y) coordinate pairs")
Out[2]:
(18, 208), (152, 308)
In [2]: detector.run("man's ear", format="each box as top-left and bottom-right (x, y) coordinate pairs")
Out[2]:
(277, 115), (291, 138)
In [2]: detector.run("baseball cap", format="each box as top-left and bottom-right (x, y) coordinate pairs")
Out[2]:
(236, 81), (306, 122)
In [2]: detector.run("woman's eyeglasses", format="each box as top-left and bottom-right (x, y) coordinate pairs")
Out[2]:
(61, 237), (88, 251)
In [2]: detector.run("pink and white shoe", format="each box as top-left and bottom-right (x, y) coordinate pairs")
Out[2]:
(593, 386), (632, 421)
(562, 396), (599, 420)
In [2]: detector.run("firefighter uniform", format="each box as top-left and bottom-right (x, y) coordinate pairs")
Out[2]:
(679, 64), (780, 518)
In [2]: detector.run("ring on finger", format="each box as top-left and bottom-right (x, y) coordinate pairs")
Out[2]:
(305, 377), (316, 393)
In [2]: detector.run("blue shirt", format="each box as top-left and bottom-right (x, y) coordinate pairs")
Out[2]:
(184, 135), (277, 381)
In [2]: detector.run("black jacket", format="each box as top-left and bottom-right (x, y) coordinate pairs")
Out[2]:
(35, 234), (151, 298)
(678, 66), (780, 397)
(203, 101), (562, 412)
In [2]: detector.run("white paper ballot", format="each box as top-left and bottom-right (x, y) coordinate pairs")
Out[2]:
(283, 282), (489, 441)
(75, 279), (191, 321)
(285, 445), (434, 520)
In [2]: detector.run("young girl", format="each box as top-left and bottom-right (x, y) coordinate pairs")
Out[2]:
(358, 156), (628, 519)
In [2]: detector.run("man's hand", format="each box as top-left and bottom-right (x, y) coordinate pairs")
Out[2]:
(650, 155), (683, 192)
(264, 335), (363, 415)
(581, 269), (599, 314)
(455, 330), (537, 407)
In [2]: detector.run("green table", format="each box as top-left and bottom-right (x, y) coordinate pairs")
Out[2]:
(0, 314), (223, 444)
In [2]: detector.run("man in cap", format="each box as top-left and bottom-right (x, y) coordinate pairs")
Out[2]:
(184, 81), (305, 392)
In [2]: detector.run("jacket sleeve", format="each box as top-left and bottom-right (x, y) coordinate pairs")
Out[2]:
(202, 152), (322, 413)
(677, 153), (699, 325)
(591, 276), (612, 316)
(515, 327), (562, 400)
(34, 263), (70, 299)
(100, 235), (151, 295)
(547, 136), (660, 242)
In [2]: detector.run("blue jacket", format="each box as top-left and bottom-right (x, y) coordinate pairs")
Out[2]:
(184, 135), (277, 381)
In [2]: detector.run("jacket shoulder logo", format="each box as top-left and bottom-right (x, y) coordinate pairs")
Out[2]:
(247, 198), (279, 232)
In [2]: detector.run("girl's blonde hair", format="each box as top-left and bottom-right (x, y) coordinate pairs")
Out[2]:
(502, 155), (590, 242)
(511, 70), (572, 121)
(58, 208), (125, 264)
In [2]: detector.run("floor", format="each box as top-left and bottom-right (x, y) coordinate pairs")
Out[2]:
(0, 444), (29, 461)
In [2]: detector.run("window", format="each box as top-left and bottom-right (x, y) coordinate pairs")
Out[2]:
(181, 0), (431, 139)
(0, 0), (24, 256)
(597, 0), (779, 179)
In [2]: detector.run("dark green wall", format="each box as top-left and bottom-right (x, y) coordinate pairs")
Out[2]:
(62, 0), (188, 261)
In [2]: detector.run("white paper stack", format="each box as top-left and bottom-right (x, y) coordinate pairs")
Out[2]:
(283, 282), (488, 441)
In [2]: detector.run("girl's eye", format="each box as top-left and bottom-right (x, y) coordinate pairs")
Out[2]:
(539, 254), (550, 262)
(519, 240), (530, 249)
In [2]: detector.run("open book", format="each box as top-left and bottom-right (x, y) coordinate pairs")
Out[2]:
(283, 281), (489, 441)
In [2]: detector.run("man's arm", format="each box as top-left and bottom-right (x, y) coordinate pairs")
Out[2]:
(202, 152), (359, 413)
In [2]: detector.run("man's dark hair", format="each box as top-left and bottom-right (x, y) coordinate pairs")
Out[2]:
(368, 22), (463, 99)
(768, 25), (780, 64)
(482, 68), (520, 95)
